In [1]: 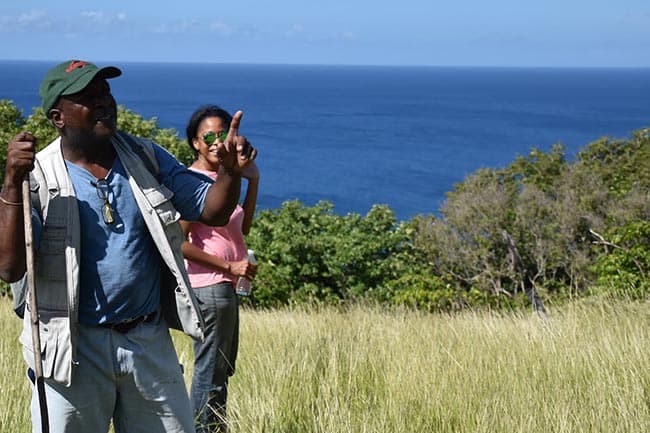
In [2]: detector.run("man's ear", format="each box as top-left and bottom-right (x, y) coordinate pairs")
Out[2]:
(49, 109), (64, 128)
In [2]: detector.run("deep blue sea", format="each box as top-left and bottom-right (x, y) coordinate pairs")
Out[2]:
(2, 61), (649, 221)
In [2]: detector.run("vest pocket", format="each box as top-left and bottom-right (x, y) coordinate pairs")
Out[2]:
(36, 225), (66, 282)
(20, 314), (72, 385)
(142, 185), (180, 226)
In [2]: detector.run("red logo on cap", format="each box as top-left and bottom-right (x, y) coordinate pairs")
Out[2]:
(65, 60), (89, 73)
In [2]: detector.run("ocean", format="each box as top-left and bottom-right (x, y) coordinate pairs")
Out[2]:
(2, 61), (649, 221)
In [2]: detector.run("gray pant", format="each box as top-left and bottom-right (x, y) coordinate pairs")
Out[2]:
(31, 314), (194, 433)
(190, 281), (239, 433)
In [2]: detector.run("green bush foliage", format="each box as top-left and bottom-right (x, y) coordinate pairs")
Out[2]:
(1, 100), (648, 309)
(0, 100), (27, 180)
(590, 220), (650, 299)
(244, 200), (419, 308)
(415, 130), (650, 305)
(116, 107), (195, 166)
(0, 281), (8, 300)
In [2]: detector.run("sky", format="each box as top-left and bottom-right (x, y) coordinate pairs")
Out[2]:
(1, 1), (649, 67)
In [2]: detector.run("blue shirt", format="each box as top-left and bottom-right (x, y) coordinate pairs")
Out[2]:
(36, 143), (211, 325)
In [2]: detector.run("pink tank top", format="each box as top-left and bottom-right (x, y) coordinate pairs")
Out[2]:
(184, 168), (248, 288)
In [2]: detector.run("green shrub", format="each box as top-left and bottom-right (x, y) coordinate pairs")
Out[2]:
(2, 100), (648, 310)
(590, 220), (650, 299)
(0, 100), (27, 184)
(415, 130), (650, 306)
(245, 200), (421, 308)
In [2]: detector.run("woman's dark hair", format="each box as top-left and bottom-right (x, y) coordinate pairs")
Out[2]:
(185, 105), (233, 156)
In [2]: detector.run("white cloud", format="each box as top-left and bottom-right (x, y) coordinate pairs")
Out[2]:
(150, 19), (252, 38)
(0, 9), (255, 41)
(78, 11), (129, 31)
(0, 10), (51, 32)
(81, 11), (106, 21)
(82, 11), (126, 24)
(285, 24), (305, 37)
(17, 10), (47, 25)
(151, 19), (217, 35)
(209, 21), (235, 35)
(0, 9), (130, 34)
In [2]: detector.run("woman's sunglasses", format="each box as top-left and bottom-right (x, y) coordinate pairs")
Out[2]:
(202, 131), (228, 145)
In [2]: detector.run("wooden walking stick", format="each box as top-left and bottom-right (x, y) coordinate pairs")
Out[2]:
(23, 175), (49, 433)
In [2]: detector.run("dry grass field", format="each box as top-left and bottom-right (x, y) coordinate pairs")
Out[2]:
(1, 297), (648, 432)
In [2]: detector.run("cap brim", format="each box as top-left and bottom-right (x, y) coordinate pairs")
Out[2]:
(61, 65), (122, 96)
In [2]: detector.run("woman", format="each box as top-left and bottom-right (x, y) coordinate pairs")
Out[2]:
(181, 105), (259, 433)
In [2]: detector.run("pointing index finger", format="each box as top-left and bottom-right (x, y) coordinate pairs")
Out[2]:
(227, 110), (243, 140)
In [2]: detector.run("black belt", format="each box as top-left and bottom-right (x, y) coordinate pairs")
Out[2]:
(100, 312), (157, 334)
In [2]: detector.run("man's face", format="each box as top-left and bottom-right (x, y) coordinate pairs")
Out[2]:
(55, 78), (118, 141)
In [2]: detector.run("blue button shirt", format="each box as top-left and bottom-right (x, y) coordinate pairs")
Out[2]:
(54, 143), (212, 325)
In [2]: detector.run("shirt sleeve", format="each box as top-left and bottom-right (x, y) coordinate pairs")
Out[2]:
(152, 143), (212, 222)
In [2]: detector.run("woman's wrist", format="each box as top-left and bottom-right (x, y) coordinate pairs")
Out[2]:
(244, 174), (260, 183)
(218, 164), (242, 178)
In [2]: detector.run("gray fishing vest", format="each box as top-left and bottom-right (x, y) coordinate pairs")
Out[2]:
(15, 132), (205, 386)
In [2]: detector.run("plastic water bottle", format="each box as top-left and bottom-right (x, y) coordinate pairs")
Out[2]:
(235, 249), (256, 296)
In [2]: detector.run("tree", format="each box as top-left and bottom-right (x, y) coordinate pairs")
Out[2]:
(414, 131), (650, 308)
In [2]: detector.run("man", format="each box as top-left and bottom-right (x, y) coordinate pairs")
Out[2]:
(0, 60), (256, 432)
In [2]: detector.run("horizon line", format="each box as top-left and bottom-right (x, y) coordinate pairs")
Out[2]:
(1, 58), (650, 70)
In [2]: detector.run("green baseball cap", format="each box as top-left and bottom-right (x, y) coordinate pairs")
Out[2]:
(39, 60), (122, 115)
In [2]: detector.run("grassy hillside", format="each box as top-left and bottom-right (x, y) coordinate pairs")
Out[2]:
(1, 297), (648, 433)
